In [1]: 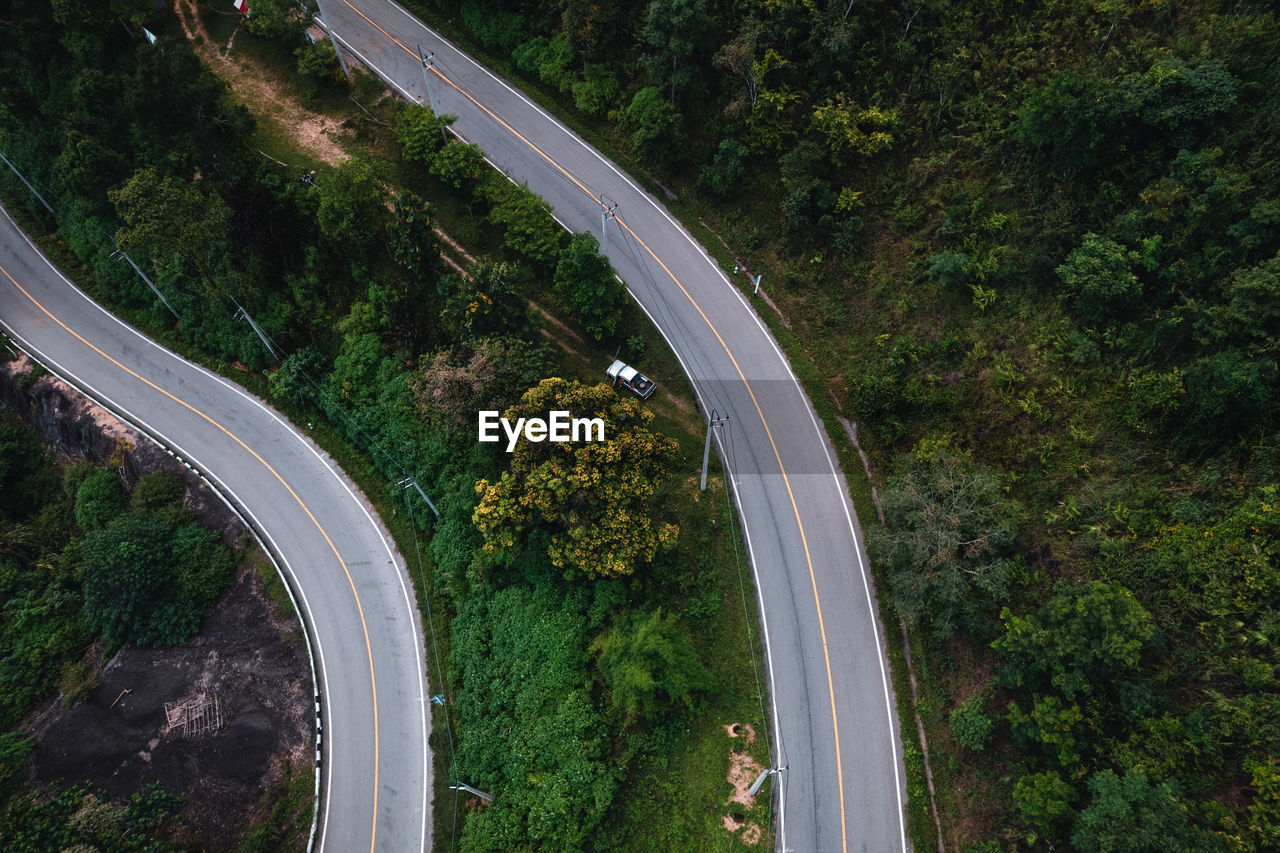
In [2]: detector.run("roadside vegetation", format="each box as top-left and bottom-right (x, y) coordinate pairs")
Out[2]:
(394, 1), (1280, 850)
(0, 2), (771, 851)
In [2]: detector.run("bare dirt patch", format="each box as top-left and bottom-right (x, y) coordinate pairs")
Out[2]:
(721, 740), (767, 848)
(725, 749), (765, 808)
(173, 0), (349, 165)
(31, 564), (312, 848)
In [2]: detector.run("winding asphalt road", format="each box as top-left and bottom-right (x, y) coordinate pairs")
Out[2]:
(0, 206), (431, 853)
(321, 2), (909, 850)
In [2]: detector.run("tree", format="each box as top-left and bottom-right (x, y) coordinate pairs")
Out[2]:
(621, 86), (684, 168)
(110, 167), (233, 293)
(428, 140), (487, 190)
(1071, 770), (1223, 852)
(697, 137), (749, 197)
(1245, 758), (1280, 849)
(396, 104), (455, 166)
(1200, 258), (1280, 355)
(438, 260), (529, 340)
(0, 416), (57, 520)
(571, 67), (622, 118)
(713, 19), (782, 116)
(387, 192), (440, 280)
(411, 337), (552, 428)
(295, 39), (345, 90)
(81, 512), (233, 649)
(480, 177), (564, 265)
(473, 379), (680, 578)
(243, 0), (318, 42)
(1179, 348), (1276, 450)
(872, 449), (1020, 639)
(994, 581), (1155, 701)
(1014, 771), (1077, 838)
(314, 153), (388, 251)
(641, 0), (708, 103)
(553, 233), (624, 340)
(590, 609), (711, 723)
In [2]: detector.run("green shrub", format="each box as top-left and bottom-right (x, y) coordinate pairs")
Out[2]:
(1013, 770), (1076, 837)
(590, 609), (712, 723)
(697, 138), (748, 197)
(294, 39), (345, 88)
(396, 104), (454, 166)
(74, 468), (126, 532)
(925, 252), (968, 290)
(1057, 233), (1141, 321)
(129, 471), (185, 513)
(949, 692), (994, 751)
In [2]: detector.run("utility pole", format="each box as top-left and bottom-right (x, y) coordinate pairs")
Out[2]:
(112, 248), (180, 321)
(597, 194), (618, 255)
(232, 299), (280, 362)
(416, 45), (447, 143)
(450, 781), (493, 802)
(314, 0), (352, 82)
(0, 151), (54, 214)
(700, 410), (729, 491)
(397, 476), (441, 518)
(747, 765), (786, 798)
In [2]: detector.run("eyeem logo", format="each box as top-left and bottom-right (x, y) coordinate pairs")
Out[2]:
(478, 411), (606, 452)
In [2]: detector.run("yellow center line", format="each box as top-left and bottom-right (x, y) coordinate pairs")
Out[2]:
(0, 261), (382, 853)
(341, 3), (848, 845)
(340, 0), (596, 201)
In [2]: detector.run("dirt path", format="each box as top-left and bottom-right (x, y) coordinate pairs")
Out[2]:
(173, 0), (348, 165)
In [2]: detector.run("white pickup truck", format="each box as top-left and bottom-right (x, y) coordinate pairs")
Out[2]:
(605, 359), (656, 400)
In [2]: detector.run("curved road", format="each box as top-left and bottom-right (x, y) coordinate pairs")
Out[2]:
(322, 2), (909, 850)
(0, 207), (431, 853)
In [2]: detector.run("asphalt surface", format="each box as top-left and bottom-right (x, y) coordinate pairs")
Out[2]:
(321, 1), (910, 850)
(0, 206), (431, 853)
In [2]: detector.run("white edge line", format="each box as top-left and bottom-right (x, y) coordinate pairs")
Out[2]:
(627, 289), (786, 852)
(1, 206), (431, 853)
(797, 389), (909, 850)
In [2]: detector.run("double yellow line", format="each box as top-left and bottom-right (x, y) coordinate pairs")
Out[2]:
(337, 2), (851, 846)
(0, 260), (383, 853)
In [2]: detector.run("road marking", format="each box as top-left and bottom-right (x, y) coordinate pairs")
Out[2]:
(336, 3), (850, 846)
(0, 260), (383, 853)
